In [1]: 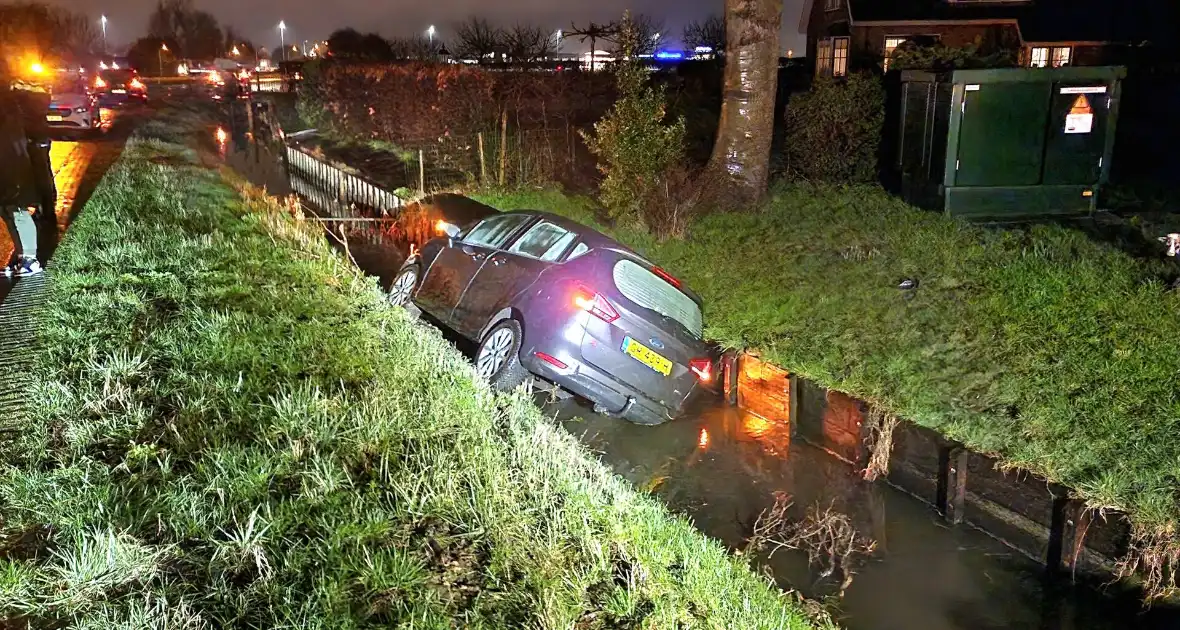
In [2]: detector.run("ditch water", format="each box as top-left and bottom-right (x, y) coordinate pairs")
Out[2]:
(216, 103), (1180, 630)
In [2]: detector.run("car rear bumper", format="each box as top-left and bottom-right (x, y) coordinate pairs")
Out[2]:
(522, 350), (695, 425)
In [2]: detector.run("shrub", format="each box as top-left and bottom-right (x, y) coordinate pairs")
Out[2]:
(890, 42), (1018, 71)
(582, 13), (687, 224)
(783, 73), (884, 184)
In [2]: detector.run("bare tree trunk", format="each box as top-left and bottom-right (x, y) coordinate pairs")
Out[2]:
(707, 0), (783, 204)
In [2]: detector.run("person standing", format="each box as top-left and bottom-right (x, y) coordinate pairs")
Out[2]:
(0, 63), (42, 278)
(12, 80), (56, 220)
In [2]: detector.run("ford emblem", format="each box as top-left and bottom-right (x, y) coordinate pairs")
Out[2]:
(649, 337), (665, 350)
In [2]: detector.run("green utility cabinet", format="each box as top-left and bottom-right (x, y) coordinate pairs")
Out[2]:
(895, 66), (1125, 220)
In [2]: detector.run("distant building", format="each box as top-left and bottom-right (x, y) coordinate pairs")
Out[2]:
(799, 0), (1177, 76)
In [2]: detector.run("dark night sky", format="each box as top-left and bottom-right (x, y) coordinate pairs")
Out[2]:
(56, 0), (808, 55)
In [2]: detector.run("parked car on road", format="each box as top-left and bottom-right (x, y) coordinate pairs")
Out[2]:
(46, 73), (100, 134)
(94, 68), (147, 105)
(389, 210), (713, 425)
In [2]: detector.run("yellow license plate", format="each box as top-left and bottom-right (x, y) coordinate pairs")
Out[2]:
(46, 115), (63, 122)
(622, 336), (672, 376)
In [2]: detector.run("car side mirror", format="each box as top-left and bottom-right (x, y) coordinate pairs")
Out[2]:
(436, 220), (461, 239)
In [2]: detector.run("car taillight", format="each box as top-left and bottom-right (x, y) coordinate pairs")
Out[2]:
(130, 78), (144, 89)
(689, 358), (713, 382)
(572, 286), (619, 323)
(653, 266), (682, 288)
(94, 76), (106, 88)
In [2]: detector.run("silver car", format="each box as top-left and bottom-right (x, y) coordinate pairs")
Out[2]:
(390, 210), (714, 425)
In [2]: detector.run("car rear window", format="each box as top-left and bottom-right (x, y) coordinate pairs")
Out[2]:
(612, 259), (703, 338)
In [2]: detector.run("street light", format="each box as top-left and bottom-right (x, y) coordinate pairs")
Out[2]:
(555, 29), (563, 56)
(159, 42), (169, 77)
(279, 21), (287, 62)
(100, 15), (108, 54)
(427, 25), (435, 48)
(232, 46), (241, 56)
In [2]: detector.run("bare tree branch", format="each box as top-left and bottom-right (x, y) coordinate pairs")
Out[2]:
(683, 15), (726, 54)
(452, 17), (503, 64)
(504, 23), (553, 66)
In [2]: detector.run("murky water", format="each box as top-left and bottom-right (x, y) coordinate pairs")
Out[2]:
(219, 102), (1180, 630)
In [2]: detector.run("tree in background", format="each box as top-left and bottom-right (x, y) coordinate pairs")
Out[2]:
(148, 0), (224, 61)
(567, 20), (618, 71)
(0, 2), (96, 62)
(223, 26), (256, 59)
(127, 36), (179, 75)
(452, 17), (503, 64)
(582, 12), (686, 226)
(707, 0), (782, 203)
(326, 28), (393, 60)
(628, 14), (664, 57)
(683, 15), (726, 55)
(388, 36), (434, 61)
(504, 24), (553, 66)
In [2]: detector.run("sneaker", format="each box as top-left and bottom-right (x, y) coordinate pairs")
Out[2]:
(13, 258), (42, 277)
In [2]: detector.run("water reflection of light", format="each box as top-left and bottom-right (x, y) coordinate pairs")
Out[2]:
(698, 428), (710, 448)
(743, 413), (773, 439)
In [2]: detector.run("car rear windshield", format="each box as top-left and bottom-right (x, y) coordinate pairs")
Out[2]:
(612, 259), (703, 338)
(100, 70), (134, 83)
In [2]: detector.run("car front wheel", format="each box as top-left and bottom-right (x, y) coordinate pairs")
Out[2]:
(388, 264), (419, 307)
(476, 319), (529, 391)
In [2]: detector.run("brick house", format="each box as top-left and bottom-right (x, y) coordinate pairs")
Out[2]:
(799, 0), (1174, 77)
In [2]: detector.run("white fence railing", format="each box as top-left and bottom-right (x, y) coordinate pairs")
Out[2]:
(285, 145), (404, 215)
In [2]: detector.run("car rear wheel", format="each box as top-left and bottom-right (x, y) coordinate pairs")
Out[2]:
(476, 320), (529, 391)
(388, 264), (419, 307)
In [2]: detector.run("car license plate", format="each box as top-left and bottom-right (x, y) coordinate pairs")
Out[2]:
(113, 89), (126, 94)
(622, 336), (672, 376)
(46, 115), (63, 122)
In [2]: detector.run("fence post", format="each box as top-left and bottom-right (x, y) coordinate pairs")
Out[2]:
(937, 445), (969, 525)
(498, 109), (508, 187)
(478, 132), (487, 185)
(418, 150), (426, 195)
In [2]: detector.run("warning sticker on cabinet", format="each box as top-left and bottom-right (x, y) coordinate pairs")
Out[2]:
(1065, 94), (1094, 134)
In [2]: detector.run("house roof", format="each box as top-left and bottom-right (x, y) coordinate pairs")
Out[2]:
(800, 0), (1174, 46)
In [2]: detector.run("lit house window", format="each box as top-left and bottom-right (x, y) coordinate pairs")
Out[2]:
(1029, 47), (1049, 67)
(817, 38), (833, 75)
(883, 36), (908, 71)
(816, 37), (849, 77)
(1050, 46), (1071, 67)
(833, 37), (849, 76)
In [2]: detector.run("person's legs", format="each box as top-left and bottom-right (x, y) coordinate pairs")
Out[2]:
(12, 206), (37, 261)
(0, 205), (24, 264)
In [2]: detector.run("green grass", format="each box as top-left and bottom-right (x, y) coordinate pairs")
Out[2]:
(474, 187), (1180, 548)
(0, 112), (824, 628)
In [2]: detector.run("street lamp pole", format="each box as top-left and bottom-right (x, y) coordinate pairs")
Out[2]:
(427, 25), (435, 49)
(101, 15), (108, 55)
(159, 43), (168, 77)
(279, 21), (287, 62)
(555, 29), (563, 56)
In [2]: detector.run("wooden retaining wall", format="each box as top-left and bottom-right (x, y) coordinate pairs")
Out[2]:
(723, 352), (1131, 580)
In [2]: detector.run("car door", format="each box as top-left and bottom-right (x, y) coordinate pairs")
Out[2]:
(414, 213), (532, 330)
(451, 219), (579, 338)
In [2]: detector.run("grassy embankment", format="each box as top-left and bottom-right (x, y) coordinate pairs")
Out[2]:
(0, 108), (824, 628)
(473, 186), (1180, 594)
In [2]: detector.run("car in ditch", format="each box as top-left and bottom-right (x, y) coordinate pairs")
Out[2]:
(389, 210), (714, 425)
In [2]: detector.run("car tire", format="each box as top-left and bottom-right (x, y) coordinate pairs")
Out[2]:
(388, 263), (419, 307)
(476, 319), (529, 391)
